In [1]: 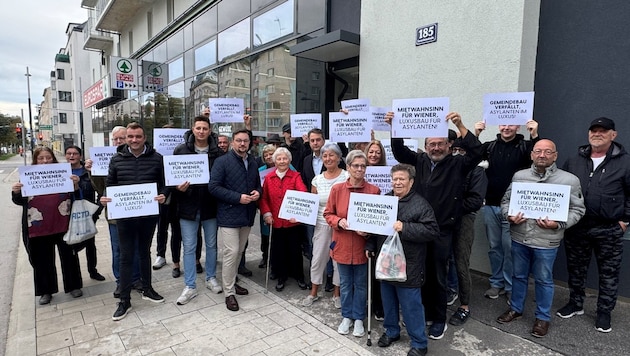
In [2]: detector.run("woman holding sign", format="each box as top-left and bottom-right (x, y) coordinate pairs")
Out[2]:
(11, 146), (83, 305)
(324, 150), (380, 337)
(260, 147), (309, 292)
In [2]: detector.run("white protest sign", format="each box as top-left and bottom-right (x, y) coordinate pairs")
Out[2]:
(259, 167), (274, 187)
(208, 98), (244, 123)
(347, 193), (398, 235)
(106, 183), (159, 219)
(290, 113), (322, 138)
(278, 190), (319, 226)
(391, 97), (449, 138)
(371, 106), (391, 132)
(329, 111), (372, 143)
(153, 128), (187, 156)
(365, 166), (393, 195)
(89, 146), (117, 176)
(508, 182), (571, 222)
(381, 139), (419, 166)
(163, 154), (210, 186)
(483, 91), (534, 125)
(342, 98), (371, 112)
(18, 163), (74, 197)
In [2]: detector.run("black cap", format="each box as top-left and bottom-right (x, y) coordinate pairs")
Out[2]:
(589, 117), (615, 131)
(266, 134), (282, 144)
(448, 129), (458, 142)
(282, 123), (291, 133)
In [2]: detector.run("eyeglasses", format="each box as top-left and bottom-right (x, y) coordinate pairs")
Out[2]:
(113, 137), (126, 142)
(427, 142), (447, 149)
(65, 152), (80, 156)
(350, 164), (367, 170)
(234, 139), (250, 144)
(532, 149), (556, 156)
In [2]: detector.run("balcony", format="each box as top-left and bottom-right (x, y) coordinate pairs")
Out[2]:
(83, 16), (114, 51)
(81, 0), (98, 8)
(95, 0), (157, 33)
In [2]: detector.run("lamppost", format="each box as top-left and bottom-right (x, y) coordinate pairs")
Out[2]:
(25, 67), (34, 154)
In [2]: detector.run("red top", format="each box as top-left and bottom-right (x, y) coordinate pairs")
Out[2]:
(260, 168), (307, 229)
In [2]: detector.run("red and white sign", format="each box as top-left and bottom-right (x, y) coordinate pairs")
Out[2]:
(83, 79), (106, 108)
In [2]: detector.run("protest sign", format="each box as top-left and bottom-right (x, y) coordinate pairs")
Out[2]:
(329, 111), (371, 143)
(508, 182), (571, 222)
(347, 193), (398, 235)
(391, 97), (449, 138)
(381, 139), (419, 166)
(89, 146), (117, 176)
(341, 98), (370, 112)
(208, 98), (244, 123)
(365, 166), (393, 195)
(290, 113), (322, 138)
(106, 183), (159, 219)
(259, 167), (274, 187)
(483, 91), (534, 125)
(371, 106), (391, 132)
(153, 128), (187, 156)
(19, 163), (74, 196)
(163, 154), (210, 186)
(278, 190), (319, 226)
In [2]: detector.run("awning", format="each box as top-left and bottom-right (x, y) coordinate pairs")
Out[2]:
(289, 30), (360, 62)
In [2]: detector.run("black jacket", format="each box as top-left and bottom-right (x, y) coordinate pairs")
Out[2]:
(563, 141), (630, 225)
(462, 165), (488, 214)
(366, 191), (440, 288)
(391, 131), (482, 231)
(173, 130), (224, 221)
(107, 143), (167, 195)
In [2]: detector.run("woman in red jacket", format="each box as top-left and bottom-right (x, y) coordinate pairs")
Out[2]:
(260, 147), (308, 292)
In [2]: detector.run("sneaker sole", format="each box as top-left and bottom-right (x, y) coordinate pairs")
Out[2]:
(152, 264), (166, 270)
(596, 326), (612, 333)
(207, 287), (223, 294)
(556, 309), (584, 319)
(338, 329), (350, 335)
(353, 331), (365, 337)
(428, 324), (447, 340)
(142, 295), (165, 303)
(176, 293), (198, 305)
(112, 306), (132, 321)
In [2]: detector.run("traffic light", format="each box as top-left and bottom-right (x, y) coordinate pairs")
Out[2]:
(15, 127), (21, 140)
(38, 133), (43, 140)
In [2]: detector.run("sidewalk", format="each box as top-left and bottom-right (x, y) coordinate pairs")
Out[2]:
(6, 209), (630, 355)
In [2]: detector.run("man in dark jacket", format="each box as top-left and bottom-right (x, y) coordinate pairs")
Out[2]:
(281, 123), (308, 172)
(557, 117), (630, 333)
(208, 129), (262, 312)
(385, 111), (481, 340)
(366, 164), (439, 356)
(102, 122), (168, 321)
(475, 119), (539, 301)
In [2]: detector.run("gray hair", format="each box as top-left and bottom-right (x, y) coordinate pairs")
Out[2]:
(321, 142), (342, 158)
(272, 147), (292, 162)
(345, 149), (367, 166)
(112, 126), (126, 135)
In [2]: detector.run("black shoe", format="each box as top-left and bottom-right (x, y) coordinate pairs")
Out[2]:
(297, 279), (308, 290)
(449, 307), (471, 326)
(112, 301), (132, 321)
(378, 333), (400, 347)
(275, 280), (285, 292)
(142, 288), (165, 303)
(235, 284), (249, 295)
(258, 259), (267, 268)
(39, 294), (52, 305)
(113, 285), (121, 299)
(90, 272), (106, 281)
(196, 263), (203, 274)
(172, 267), (181, 278)
(269, 272), (277, 280)
(70, 289), (83, 298)
(132, 281), (144, 293)
(408, 347), (428, 356)
(324, 276), (334, 292)
(238, 266), (253, 277)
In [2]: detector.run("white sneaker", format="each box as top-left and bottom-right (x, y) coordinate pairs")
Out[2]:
(301, 295), (319, 307)
(353, 319), (365, 337)
(152, 256), (166, 270)
(338, 317), (352, 335)
(332, 296), (342, 309)
(176, 287), (198, 305)
(206, 277), (223, 294)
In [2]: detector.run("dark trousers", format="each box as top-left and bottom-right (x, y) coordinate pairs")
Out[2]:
(28, 233), (82, 296)
(270, 225), (305, 281)
(422, 230), (453, 323)
(565, 223), (624, 313)
(452, 212), (477, 305)
(118, 216), (159, 301)
(73, 237), (99, 275)
(157, 203), (183, 263)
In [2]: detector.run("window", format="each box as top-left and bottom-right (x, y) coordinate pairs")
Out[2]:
(265, 101), (281, 110)
(225, 80), (231, 87)
(253, 0), (294, 47)
(268, 51), (274, 62)
(52, 116), (58, 125)
(253, 88), (258, 96)
(52, 99), (57, 108)
(194, 39), (217, 71)
(254, 73), (259, 82)
(218, 18), (250, 63)
(266, 117), (281, 127)
(59, 113), (67, 124)
(51, 80), (56, 90)
(168, 57), (184, 81)
(266, 84), (275, 94)
(147, 11), (153, 38)
(56, 69), (65, 80)
(312, 71), (320, 80)
(267, 68), (274, 77)
(311, 86), (320, 96)
(235, 78), (246, 87)
(59, 91), (72, 102)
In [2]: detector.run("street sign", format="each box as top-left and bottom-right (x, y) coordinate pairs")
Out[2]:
(142, 61), (168, 93)
(39, 125), (52, 130)
(111, 56), (139, 90)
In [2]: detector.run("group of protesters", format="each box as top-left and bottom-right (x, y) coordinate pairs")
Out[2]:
(11, 105), (630, 356)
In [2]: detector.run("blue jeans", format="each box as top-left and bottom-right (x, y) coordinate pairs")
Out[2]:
(510, 241), (558, 321)
(337, 262), (367, 320)
(109, 223), (140, 284)
(180, 215), (218, 289)
(381, 283), (427, 349)
(483, 205), (512, 291)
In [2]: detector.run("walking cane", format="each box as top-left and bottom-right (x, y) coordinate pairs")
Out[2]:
(264, 226), (273, 294)
(367, 255), (372, 346)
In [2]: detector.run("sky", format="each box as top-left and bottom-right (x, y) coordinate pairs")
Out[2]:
(0, 1), (86, 119)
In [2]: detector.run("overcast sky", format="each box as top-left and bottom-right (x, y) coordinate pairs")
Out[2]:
(0, 1), (86, 118)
